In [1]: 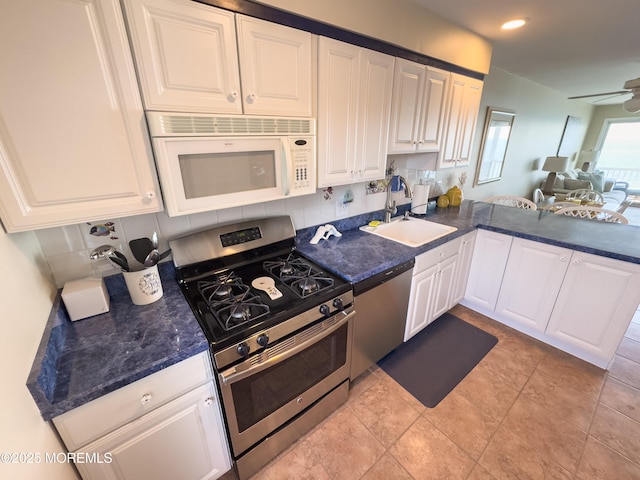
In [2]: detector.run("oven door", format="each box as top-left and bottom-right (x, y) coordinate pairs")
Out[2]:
(218, 307), (354, 457)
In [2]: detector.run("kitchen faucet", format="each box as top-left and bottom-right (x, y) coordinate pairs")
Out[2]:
(384, 175), (413, 222)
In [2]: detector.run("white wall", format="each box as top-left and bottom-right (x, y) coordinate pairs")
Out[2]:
(0, 227), (77, 479)
(449, 66), (595, 201)
(581, 103), (640, 155)
(255, 0), (492, 75)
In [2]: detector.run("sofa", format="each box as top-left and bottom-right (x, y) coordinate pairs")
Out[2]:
(540, 168), (627, 212)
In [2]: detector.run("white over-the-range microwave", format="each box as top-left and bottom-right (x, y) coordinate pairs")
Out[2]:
(146, 112), (317, 217)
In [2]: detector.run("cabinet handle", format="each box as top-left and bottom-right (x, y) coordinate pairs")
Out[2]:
(572, 259), (580, 265)
(351, 170), (357, 175)
(439, 252), (445, 258)
(246, 93), (257, 104)
(559, 256), (567, 262)
(204, 397), (214, 407)
(227, 91), (238, 102)
(140, 393), (152, 405)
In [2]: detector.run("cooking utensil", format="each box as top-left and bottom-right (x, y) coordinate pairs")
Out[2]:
(129, 238), (153, 264)
(158, 249), (172, 262)
(89, 244), (130, 271)
(108, 254), (130, 271)
(143, 248), (160, 267)
(89, 244), (115, 260)
(112, 250), (130, 271)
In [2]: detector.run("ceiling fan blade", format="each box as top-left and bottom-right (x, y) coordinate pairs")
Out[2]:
(568, 90), (629, 100)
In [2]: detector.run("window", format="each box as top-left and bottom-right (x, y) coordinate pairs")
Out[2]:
(595, 118), (640, 189)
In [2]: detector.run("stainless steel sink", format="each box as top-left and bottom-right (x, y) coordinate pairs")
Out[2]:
(359, 216), (457, 247)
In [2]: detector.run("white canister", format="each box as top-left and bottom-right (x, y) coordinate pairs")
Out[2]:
(411, 184), (431, 214)
(123, 265), (163, 305)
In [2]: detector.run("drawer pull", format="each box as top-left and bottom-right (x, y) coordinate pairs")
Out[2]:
(140, 393), (152, 405)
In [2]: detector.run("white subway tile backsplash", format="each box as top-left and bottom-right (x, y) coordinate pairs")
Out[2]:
(187, 210), (219, 231)
(37, 180), (383, 287)
(35, 224), (84, 256)
(47, 251), (96, 287)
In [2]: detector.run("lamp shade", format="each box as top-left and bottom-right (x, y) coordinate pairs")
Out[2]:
(542, 156), (570, 172)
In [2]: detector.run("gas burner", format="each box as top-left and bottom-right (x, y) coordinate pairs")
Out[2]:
(198, 272), (270, 331)
(198, 272), (248, 307)
(216, 293), (270, 331)
(294, 277), (320, 296)
(264, 254), (311, 279)
(280, 262), (295, 275)
(264, 253), (334, 298)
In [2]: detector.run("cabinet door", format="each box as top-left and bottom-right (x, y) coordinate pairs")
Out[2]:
(76, 383), (231, 480)
(0, 0), (162, 232)
(451, 231), (477, 305)
(236, 15), (312, 117)
(438, 74), (483, 168)
(404, 264), (438, 341)
(431, 254), (459, 320)
(464, 230), (512, 311)
(387, 59), (425, 153)
(546, 252), (640, 363)
(456, 77), (483, 165)
(317, 37), (360, 187)
(416, 67), (450, 152)
(122, 0), (241, 114)
(495, 238), (571, 333)
(354, 49), (394, 182)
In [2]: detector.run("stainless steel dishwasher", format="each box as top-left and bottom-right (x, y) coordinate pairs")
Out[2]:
(350, 259), (415, 380)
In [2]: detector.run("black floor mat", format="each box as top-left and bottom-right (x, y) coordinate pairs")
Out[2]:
(378, 312), (498, 408)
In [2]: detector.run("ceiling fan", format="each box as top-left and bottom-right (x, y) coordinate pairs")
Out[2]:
(568, 78), (640, 112)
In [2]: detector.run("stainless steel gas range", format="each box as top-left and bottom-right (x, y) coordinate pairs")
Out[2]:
(170, 216), (354, 479)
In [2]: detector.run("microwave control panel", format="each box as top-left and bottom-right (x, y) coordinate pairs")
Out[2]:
(289, 136), (316, 196)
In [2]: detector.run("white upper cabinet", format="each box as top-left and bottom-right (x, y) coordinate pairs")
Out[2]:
(123, 0), (313, 116)
(388, 59), (450, 154)
(236, 15), (313, 117)
(438, 73), (483, 168)
(122, 0), (242, 114)
(0, 0), (162, 232)
(318, 37), (394, 187)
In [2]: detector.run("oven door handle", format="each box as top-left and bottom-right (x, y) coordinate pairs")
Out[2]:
(219, 308), (354, 385)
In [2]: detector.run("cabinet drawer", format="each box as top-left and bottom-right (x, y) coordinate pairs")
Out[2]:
(53, 351), (212, 451)
(415, 237), (462, 273)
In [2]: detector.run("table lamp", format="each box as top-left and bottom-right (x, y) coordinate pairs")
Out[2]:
(542, 156), (570, 194)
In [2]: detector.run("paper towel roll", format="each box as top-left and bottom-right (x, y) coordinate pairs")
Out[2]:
(411, 184), (430, 214)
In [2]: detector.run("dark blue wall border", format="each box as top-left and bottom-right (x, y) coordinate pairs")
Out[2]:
(193, 0), (485, 81)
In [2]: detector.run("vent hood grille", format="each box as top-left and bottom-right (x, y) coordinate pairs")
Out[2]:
(147, 112), (315, 137)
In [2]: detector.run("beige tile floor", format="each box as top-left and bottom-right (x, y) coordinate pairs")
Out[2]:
(243, 304), (640, 480)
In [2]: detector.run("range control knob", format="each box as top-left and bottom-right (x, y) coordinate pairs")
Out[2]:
(333, 297), (344, 311)
(319, 304), (331, 318)
(236, 342), (250, 357)
(256, 333), (269, 347)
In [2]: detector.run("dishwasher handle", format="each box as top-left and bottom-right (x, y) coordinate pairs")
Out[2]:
(353, 258), (415, 296)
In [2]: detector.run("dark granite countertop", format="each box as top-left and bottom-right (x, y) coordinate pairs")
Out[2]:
(296, 200), (640, 283)
(27, 262), (208, 421)
(29, 199), (640, 421)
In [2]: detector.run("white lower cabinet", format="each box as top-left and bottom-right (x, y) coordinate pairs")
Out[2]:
(451, 231), (477, 305)
(463, 231), (640, 368)
(464, 230), (513, 312)
(494, 238), (572, 334)
(405, 236), (463, 341)
(53, 352), (231, 480)
(546, 251), (640, 363)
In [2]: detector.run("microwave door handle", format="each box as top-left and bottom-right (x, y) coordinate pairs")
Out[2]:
(281, 139), (291, 196)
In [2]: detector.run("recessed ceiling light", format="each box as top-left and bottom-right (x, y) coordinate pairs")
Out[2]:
(501, 19), (527, 30)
